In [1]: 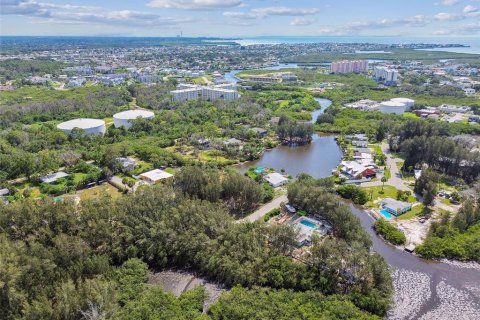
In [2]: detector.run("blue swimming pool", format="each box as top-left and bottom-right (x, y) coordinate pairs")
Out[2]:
(300, 219), (317, 228)
(254, 167), (265, 173)
(380, 209), (393, 219)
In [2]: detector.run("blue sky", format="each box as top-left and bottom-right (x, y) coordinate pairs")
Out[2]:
(1, 0), (479, 37)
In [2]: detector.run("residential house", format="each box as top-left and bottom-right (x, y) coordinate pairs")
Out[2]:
(381, 198), (412, 216)
(264, 172), (289, 188)
(139, 169), (173, 184)
(40, 171), (70, 184)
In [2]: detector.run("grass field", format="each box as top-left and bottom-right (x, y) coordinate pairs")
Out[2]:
(397, 204), (427, 220)
(79, 184), (123, 201)
(363, 185), (416, 207)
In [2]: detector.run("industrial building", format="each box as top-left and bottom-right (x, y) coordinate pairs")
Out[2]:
(57, 118), (106, 136)
(171, 83), (239, 102)
(379, 100), (407, 115)
(389, 98), (415, 111)
(113, 110), (155, 129)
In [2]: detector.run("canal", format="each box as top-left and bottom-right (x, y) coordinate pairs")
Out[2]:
(232, 91), (480, 319)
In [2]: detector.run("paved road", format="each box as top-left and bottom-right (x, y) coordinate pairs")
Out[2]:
(361, 142), (411, 192)
(238, 194), (288, 223)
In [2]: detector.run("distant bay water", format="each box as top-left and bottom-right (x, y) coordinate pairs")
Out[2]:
(232, 36), (480, 54)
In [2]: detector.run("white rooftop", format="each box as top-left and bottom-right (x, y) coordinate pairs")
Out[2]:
(114, 110), (154, 120)
(264, 172), (288, 186)
(57, 118), (105, 130)
(40, 171), (70, 184)
(140, 169), (173, 182)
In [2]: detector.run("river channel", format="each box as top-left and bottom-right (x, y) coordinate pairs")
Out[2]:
(232, 88), (480, 318)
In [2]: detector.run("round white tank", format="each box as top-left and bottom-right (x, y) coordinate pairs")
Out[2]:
(379, 101), (407, 115)
(57, 118), (106, 136)
(113, 110), (155, 129)
(390, 98), (415, 111)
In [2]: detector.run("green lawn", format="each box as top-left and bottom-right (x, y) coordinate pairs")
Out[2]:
(397, 204), (427, 220)
(79, 184), (123, 201)
(363, 185), (416, 207)
(200, 150), (237, 165)
(368, 144), (382, 155)
(440, 198), (452, 205)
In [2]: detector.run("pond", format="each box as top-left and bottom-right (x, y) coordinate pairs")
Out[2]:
(234, 98), (342, 179)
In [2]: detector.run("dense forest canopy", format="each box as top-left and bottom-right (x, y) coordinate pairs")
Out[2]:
(0, 173), (393, 319)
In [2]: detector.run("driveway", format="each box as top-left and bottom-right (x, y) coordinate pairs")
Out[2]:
(238, 194), (288, 223)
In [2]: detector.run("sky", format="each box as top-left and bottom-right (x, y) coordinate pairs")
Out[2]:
(1, 0), (480, 37)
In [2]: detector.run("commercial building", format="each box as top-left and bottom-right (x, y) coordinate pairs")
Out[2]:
(374, 66), (398, 85)
(57, 118), (106, 136)
(171, 83), (239, 102)
(113, 110), (155, 129)
(438, 104), (470, 114)
(344, 99), (380, 111)
(331, 60), (368, 74)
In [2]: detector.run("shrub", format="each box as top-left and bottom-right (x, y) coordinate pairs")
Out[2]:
(337, 184), (368, 205)
(373, 219), (406, 245)
(264, 208), (281, 222)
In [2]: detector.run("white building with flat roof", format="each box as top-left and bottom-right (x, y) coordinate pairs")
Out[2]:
(374, 66), (398, 85)
(171, 83), (239, 102)
(264, 172), (289, 188)
(139, 169), (173, 183)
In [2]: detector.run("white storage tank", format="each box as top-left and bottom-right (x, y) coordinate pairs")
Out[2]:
(379, 101), (407, 115)
(113, 110), (155, 129)
(390, 98), (415, 111)
(57, 118), (106, 136)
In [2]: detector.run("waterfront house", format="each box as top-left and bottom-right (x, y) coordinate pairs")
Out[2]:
(264, 172), (289, 188)
(381, 198), (412, 216)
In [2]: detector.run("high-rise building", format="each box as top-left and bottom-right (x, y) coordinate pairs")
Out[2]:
(331, 60), (368, 74)
(374, 66), (398, 85)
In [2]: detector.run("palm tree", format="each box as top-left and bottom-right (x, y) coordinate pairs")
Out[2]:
(381, 176), (387, 193)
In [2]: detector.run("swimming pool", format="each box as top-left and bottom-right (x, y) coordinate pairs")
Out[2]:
(300, 219), (317, 228)
(254, 167), (265, 173)
(380, 209), (393, 219)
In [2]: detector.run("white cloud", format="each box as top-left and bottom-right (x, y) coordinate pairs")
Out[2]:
(431, 30), (452, 35)
(147, 0), (242, 10)
(463, 5), (477, 13)
(434, 12), (464, 20)
(224, 6), (319, 19)
(0, 0), (193, 27)
(441, 0), (459, 6)
(290, 18), (314, 26)
(457, 22), (480, 33)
